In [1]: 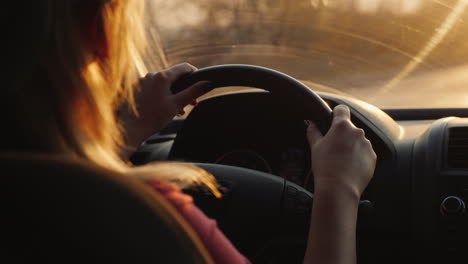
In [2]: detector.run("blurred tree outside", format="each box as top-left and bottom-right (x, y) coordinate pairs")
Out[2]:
(141, 0), (468, 108)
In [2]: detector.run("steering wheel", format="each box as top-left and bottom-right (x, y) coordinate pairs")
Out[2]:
(171, 64), (333, 134)
(170, 65), (335, 261)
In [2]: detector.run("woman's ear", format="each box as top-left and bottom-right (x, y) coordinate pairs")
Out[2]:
(80, 2), (109, 61)
(88, 16), (109, 60)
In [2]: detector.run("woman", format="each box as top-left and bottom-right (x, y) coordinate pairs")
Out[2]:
(5, 0), (376, 263)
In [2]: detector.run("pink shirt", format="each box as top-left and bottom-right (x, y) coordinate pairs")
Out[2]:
(148, 181), (251, 264)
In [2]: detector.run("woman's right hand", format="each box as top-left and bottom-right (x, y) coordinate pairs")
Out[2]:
(303, 104), (376, 264)
(306, 104), (377, 200)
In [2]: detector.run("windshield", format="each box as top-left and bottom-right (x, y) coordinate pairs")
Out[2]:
(146, 0), (468, 109)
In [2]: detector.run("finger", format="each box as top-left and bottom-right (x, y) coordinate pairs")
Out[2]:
(332, 104), (351, 125)
(190, 99), (199, 107)
(306, 122), (323, 147)
(163, 63), (197, 82)
(174, 81), (211, 108)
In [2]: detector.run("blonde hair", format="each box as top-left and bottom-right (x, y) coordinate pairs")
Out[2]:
(8, 0), (220, 197)
(40, 0), (144, 169)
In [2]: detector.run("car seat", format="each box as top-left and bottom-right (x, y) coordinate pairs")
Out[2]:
(3, 152), (213, 263)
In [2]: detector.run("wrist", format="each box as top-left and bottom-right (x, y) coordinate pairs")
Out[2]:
(126, 122), (156, 147)
(305, 183), (360, 264)
(314, 182), (361, 205)
(118, 118), (154, 160)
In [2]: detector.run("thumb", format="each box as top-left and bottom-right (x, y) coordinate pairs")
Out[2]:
(306, 121), (323, 147)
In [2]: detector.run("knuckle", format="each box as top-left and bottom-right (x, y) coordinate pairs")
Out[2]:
(346, 127), (364, 138)
(181, 62), (196, 71)
(363, 138), (373, 148)
(334, 104), (350, 115)
(144, 72), (155, 79)
(153, 71), (162, 78)
(356, 128), (365, 137)
(334, 118), (349, 129)
(365, 142), (377, 160)
(154, 71), (170, 82)
(335, 104), (349, 111)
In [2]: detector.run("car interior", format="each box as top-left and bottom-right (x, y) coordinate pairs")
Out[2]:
(129, 64), (468, 263)
(6, 0), (468, 263)
(133, 1), (468, 262)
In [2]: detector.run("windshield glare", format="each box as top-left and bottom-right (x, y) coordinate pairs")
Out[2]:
(146, 0), (468, 109)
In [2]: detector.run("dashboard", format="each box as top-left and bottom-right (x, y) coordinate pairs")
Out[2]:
(166, 92), (393, 202)
(131, 90), (468, 263)
(172, 92), (315, 188)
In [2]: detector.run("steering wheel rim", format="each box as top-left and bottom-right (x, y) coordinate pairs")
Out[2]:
(169, 64), (336, 260)
(171, 64), (333, 135)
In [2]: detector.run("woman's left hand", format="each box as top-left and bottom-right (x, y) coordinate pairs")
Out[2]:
(119, 63), (211, 157)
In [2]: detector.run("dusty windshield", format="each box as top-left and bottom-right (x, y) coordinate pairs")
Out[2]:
(146, 0), (468, 108)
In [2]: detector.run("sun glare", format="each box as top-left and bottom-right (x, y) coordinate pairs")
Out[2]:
(311, 0), (423, 14)
(355, 0), (380, 14)
(379, 0), (468, 96)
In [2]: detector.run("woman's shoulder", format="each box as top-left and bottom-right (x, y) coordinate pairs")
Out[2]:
(147, 180), (251, 264)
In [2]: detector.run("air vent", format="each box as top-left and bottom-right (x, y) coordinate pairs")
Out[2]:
(447, 127), (468, 169)
(145, 137), (174, 145)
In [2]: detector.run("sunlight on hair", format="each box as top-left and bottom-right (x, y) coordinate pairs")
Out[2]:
(84, 61), (107, 89)
(81, 139), (127, 171)
(130, 162), (223, 198)
(130, 43), (148, 77)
